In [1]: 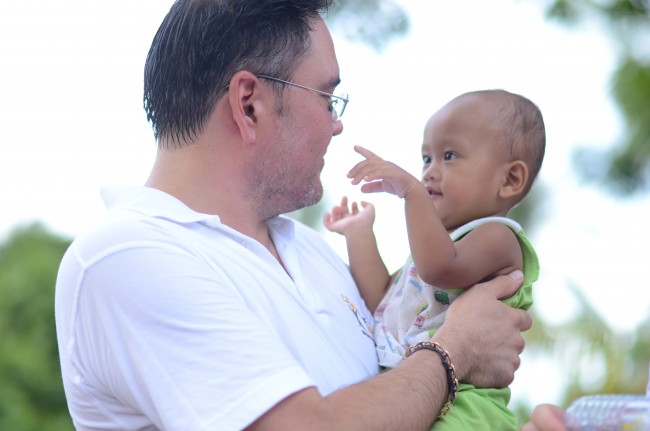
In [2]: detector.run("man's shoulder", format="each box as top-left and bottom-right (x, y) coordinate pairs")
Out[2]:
(65, 209), (190, 267)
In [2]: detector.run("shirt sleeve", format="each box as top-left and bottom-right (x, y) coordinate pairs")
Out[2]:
(74, 241), (314, 431)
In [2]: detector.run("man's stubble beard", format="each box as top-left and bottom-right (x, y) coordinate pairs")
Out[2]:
(248, 155), (323, 221)
(252, 101), (325, 219)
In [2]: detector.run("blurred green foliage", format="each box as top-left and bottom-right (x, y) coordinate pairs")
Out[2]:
(543, 0), (650, 194)
(0, 223), (73, 430)
(329, 0), (409, 50)
(513, 289), (650, 425)
(4, 1), (650, 428)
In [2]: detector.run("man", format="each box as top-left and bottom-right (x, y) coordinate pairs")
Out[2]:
(55, 1), (532, 430)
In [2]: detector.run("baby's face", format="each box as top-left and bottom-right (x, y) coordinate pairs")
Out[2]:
(420, 95), (511, 230)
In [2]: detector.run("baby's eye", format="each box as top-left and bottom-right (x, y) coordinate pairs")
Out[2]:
(422, 155), (431, 165)
(443, 151), (456, 161)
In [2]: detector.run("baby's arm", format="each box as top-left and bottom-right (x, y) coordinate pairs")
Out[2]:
(349, 145), (522, 289)
(324, 197), (390, 312)
(408, 205), (522, 289)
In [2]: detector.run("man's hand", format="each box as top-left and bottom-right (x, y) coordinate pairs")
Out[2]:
(521, 404), (567, 431)
(433, 271), (532, 388)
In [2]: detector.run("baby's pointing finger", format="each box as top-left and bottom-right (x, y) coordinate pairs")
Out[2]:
(353, 145), (381, 160)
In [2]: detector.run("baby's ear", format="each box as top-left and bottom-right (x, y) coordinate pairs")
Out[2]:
(499, 160), (529, 199)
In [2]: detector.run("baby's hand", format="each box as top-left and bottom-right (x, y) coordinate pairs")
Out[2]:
(348, 145), (421, 199)
(323, 196), (375, 235)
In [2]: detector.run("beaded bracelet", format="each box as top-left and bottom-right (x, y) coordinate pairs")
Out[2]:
(404, 341), (459, 417)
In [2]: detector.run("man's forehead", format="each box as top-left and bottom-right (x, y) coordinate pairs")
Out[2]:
(294, 18), (340, 85)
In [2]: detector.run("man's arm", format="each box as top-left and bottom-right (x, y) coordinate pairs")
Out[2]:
(247, 271), (531, 431)
(248, 351), (448, 431)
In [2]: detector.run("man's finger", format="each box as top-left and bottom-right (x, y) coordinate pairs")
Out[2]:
(478, 271), (523, 300)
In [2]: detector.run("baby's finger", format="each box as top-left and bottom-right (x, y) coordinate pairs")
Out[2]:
(360, 201), (372, 209)
(333, 205), (349, 219)
(360, 181), (385, 194)
(354, 145), (381, 160)
(348, 162), (384, 185)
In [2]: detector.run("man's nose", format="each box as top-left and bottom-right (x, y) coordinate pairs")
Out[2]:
(332, 118), (344, 136)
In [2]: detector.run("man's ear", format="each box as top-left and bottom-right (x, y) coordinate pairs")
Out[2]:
(228, 70), (262, 144)
(499, 160), (529, 200)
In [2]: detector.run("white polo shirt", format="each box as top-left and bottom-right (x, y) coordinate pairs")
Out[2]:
(55, 186), (378, 431)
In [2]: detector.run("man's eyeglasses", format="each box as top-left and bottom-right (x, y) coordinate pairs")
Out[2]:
(257, 75), (349, 120)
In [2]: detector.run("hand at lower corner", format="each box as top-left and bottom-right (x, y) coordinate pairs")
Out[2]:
(520, 404), (567, 431)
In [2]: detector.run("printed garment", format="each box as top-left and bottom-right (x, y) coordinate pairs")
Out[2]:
(374, 216), (538, 368)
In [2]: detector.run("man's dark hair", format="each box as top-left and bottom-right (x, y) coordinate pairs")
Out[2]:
(144, 0), (334, 147)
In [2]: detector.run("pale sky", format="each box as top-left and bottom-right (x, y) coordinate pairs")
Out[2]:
(2, 0), (649, 409)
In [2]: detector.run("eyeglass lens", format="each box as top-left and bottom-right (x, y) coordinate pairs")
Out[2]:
(332, 95), (348, 119)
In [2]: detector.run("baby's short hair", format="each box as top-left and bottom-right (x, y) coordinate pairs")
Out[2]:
(459, 89), (546, 195)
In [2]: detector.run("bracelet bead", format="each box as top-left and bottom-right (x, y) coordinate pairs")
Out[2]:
(404, 341), (459, 417)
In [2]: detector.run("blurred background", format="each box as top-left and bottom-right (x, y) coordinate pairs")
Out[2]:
(1, 0), (649, 428)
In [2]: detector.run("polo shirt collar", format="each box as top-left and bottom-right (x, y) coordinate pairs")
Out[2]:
(101, 185), (221, 225)
(100, 186), (294, 233)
